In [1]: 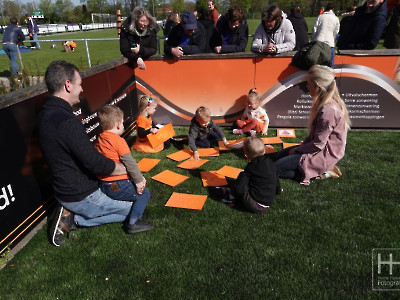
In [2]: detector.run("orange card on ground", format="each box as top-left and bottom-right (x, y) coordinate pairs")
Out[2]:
(216, 165), (244, 179)
(277, 128), (296, 138)
(283, 143), (300, 149)
(261, 136), (283, 144)
(152, 170), (189, 187)
(218, 140), (230, 151)
(165, 192), (207, 210)
(200, 171), (228, 187)
(218, 138), (244, 151)
(137, 158), (161, 172)
(167, 148), (192, 161)
(178, 158), (209, 170)
(147, 123), (176, 148)
(264, 145), (278, 154)
(197, 148), (220, 157)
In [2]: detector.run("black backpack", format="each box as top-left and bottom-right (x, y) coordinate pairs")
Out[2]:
(291, 41), (332, 70)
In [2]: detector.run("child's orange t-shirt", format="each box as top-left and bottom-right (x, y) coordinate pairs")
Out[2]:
(136, 114), (153, 142)
(132, 115), (164, 153)
(95, 131), (130, 181)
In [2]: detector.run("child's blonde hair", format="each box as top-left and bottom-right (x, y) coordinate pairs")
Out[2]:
(195, 106), (211, 122)
(138, 94), (159, 116)
(248, 88), (261, 105)
(244, 136), (265, 161)
(98, 105), (124, 131)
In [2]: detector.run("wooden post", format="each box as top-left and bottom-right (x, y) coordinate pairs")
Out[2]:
(117, 9), (121, 38)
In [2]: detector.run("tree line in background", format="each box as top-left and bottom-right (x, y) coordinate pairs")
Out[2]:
(0, 0), (362, 25)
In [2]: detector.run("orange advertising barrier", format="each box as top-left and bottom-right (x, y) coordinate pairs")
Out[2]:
(133, 52), (400, 129)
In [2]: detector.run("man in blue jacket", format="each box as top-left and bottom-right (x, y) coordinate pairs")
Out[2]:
(2, 17), (25, 77)
(25, 13), (40, 49)
(209, 6), (249, 53)
(164, 11), (206, 59)
(337, 0), (387, 50)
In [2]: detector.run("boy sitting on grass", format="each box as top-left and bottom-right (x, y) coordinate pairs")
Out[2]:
(95, 105), (153, 234)
(216, 136), (282, 213)
(188, 106), (229, 160)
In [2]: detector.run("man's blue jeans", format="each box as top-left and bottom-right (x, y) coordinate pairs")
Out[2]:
(33, 33), (40, 49)
(58, 188), (136, 227)
(100, 179), (150, 224)
(3, 44), (19, 76)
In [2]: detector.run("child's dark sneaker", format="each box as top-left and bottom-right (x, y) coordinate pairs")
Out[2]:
(124, 221), (154, 234)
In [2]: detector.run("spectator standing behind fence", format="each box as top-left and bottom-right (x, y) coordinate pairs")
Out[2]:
(251, 6), (296, 54)
(25, 13), (40, 50)
(208, 1), (219, 27)
(164, 11), (206, 59)
(2, 17), (25, 77)
(196, 8), (214, 53)
(338, 6), (357, 40)
(384, 3), (400, 49)
(120, 6), (158, 70)
(274, 65), (351, 186)
(312, 3), (340, 67)
(210, 6), (249, 53)
(337, 0), (387, 50)
(288, 7), (309, 51)
(163, 12), (179, 37)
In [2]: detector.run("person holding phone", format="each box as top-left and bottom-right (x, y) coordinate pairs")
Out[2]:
(120, 6), (158, 70)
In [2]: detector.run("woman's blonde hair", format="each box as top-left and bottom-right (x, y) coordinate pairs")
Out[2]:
(307, 65), (351, 131)
(138, 94), (158, 116)
(124, 6), (157, 33)
(248, 88), (261, 105)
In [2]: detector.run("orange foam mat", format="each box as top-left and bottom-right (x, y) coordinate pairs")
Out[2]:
(151, 170), (189, 187)
(147, 123), (176, 148)
(200, 171), (228, 187)
(215, 165), (244, 179)
(137, 158), (161, 172)
(165, 192), (208, 210)
(177, 158), (209, 170)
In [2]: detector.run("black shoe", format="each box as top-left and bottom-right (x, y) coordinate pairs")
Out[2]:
(212, 187), (232, 202)
(49, 205), (77, 247)
(124, 221), (154, 234)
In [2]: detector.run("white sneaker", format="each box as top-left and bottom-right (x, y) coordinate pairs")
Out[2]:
(233, 129), (243, 135)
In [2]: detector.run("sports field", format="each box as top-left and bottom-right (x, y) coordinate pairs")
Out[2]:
(0, 18), (398, 299)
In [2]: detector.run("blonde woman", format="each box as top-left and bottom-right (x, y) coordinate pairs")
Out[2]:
(120, 6), (158, 70)
(274, 65), (351, 185)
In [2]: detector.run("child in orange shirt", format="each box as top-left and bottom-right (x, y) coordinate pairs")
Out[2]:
(132, 94), (167, 153)
(95, 105), (153, 234)
(233, 88), (269, 136)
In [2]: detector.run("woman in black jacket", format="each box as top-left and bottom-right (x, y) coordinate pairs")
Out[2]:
(287, 7), (308, 51)
(120, 6), (158, 70)
(209, 6), (248, 53)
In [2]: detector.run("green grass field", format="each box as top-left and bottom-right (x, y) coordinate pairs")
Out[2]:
(1, 128), (399, 298)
